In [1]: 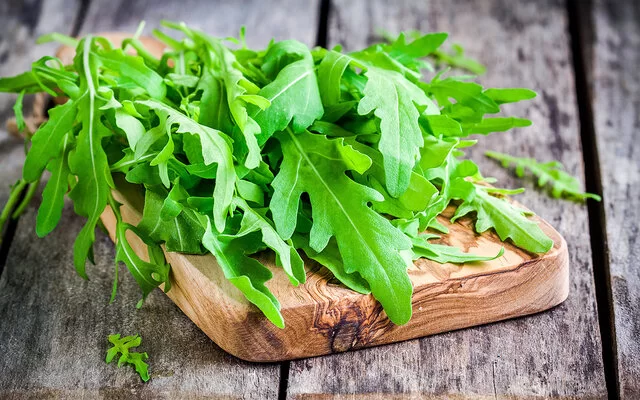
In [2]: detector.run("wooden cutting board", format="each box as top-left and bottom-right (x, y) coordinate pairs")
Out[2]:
(100, 181), (569, 362)
(57, 35), (568, 362)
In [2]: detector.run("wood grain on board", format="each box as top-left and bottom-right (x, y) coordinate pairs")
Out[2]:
(286, 0), (607, 398)
(592, 0), (640, 397)
(0, 0), (319, 397)
(100, 180), (569, 362)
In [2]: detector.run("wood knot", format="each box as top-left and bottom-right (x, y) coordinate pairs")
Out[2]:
(330, 316), (361, 353)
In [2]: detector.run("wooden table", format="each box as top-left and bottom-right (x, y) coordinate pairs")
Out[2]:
(0, 0), (637, 398)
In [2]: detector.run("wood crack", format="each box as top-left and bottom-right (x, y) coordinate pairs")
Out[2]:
(566, 0), (620, 398)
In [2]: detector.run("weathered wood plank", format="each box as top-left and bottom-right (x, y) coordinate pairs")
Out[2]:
(592, 0), (640, 397)
(79, 0), (320, 48)
(0, 0), (320, 397)
(287, 0), (607, 398)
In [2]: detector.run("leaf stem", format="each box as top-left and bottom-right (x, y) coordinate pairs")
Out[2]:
(0, 180), (28, 244)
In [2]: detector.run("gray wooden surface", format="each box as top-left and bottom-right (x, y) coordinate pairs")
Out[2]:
(0, 0), (636, 398)
(592, 0), (640, 397)
(0, 0), (318, 398)
(287, 1), (607, 398)
(79, 0), (320, 49)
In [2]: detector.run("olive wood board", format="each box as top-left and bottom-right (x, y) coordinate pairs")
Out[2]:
(100, 182), (569, 362)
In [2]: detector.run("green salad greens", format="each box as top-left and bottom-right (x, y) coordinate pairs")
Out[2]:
(106, 333), (150, 382)
(485, 151), (601, 202)
(0, 21), (573, 327)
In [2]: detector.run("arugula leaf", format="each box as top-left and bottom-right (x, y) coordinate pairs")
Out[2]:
(357, 66), (438, 197)
(36, 133), (72, 237)
(252, 41), (324, 144)
(233, 197), (306, 285)
(432, 43), (486, 74)
(98, 48), (166, 100)
(137, 186), (205, 254)
(271, 129), (413, 324)
(452, 186), (554, 253)
(486, 151), (601, 201)
(411, 235), (504, 264)
(136, 99), (235, 232)
(23, 100), (77, 182)
(348, 139), (438, 217)
(484, 88), (536, 104)
(317, 50), (363, 108)
(178, 27), (268, 169)
(112, 199), (171, 302)
(201, 216), (285, 328)
(428, 78), (499, 115)
(388, 32), (448, 67)
(106, 334), (150, 382)
(463, 117), (531, 135)
(13, 90), (26, 133)
(68, 37), (115, 278)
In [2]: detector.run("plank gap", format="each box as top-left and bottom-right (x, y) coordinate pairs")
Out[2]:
(0, 209), (21, 278)
(315, 0), (331, 47)
(70, 0), (91, 37)
(278, 361), (290, 400)
(566, 0), (620, 398)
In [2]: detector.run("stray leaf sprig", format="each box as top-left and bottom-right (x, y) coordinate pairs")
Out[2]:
(106, 334), (150, 382)
(486, 151), (601, 202)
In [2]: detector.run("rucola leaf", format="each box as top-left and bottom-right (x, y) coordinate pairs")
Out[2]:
(23, 100), (77, 182)
(182, 27), (268, 169)
(485, 151), (601, 202)
(271, 129), (414, 324)
(106, 334), (150, 382)
(233, 197), (306, 285)
(357, 66), (439, 197)
(201, 217), (285, 328)
(36, 133), (73, 237)
(137, 187), (205, 254)
(411, 235), (504, 264)
(68, 37), (115, 278)
(251, 40), (324, 144)
(452, 186), (554, 254)
(136, 99), (235, 232)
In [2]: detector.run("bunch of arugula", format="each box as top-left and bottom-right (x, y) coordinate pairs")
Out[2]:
(0, 22), (557, 327)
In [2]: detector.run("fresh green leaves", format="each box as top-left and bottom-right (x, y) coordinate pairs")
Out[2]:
(36, 133), (72, 237)
(23, 100), (77, 182)
(106, 334), (150, 382)
(136, 99), (235, 232)
(357, 66), (438, 197)
(252, 40), (324, 143)
(486, 151), (602, 201)
(13, 90), (26, 132)
(271, 130), (413, 324)
(411, 234), (505, 264)
(453, 187), (554, 253)
(202, 216), (285, 328)
(68, 37), (115, 278)
(0, 23), (559, 328)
